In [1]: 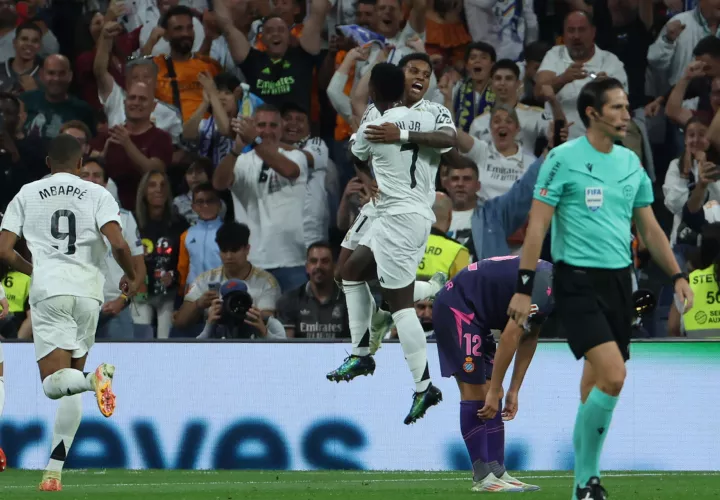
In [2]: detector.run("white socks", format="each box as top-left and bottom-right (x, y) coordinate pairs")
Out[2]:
(0, 376), (4, 419)
(42, 369), (93, 400)
(46, 395), (82, 473)
(393, 308), (431, 392)
(343, 280), (374, 356)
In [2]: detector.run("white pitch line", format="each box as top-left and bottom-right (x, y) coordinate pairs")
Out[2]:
(3, 471), (720, 490)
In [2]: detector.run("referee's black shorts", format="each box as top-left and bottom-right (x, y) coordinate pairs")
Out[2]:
(547, 261), (634, 361)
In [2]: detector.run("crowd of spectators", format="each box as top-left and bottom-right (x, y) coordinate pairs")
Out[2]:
(0, 0), (720, 340)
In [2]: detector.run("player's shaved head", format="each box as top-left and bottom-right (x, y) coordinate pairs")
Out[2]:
(47, 134), (83, 173)
(369, 63), (405, 109)
(432, 192), (453, 232)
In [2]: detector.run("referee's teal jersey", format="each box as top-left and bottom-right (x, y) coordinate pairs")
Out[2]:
(533, 136), (653, 269)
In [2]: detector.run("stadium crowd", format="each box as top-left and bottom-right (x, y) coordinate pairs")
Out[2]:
(0, 0), (719, 340)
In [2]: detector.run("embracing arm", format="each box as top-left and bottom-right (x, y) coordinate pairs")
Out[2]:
(408, 128), (457, 149)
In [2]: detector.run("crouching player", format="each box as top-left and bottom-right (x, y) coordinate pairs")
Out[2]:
(432, 256), (553, 492)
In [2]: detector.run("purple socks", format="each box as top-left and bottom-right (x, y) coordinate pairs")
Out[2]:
(486, 401), (506, 477)
(460, 400), (491, 481)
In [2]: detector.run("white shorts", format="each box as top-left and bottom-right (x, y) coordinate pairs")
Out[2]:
(341, 212), (376, 251)
(31, 296), (101, 362)
(359, 213), (431, 289)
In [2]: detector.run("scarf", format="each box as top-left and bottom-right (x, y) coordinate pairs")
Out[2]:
(454, 78), (495, 132)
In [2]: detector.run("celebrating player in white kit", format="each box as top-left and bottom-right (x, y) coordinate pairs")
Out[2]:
(328, 63), (457, 424)
(0, 135), (137, 491)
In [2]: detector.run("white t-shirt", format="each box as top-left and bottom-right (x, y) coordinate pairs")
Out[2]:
(1, 173), (121, 305)
(538, 45), (628, 139)
(231, 148), (309, 269)
(185, 265), (281, 312)
(102, 209), (144, 301)
(468, 102), (549, 155)
(352, 106), (437, 221)
(449, 209), (473, 246)
(463, 136), (536, 201)
(100, 80), (183, 144)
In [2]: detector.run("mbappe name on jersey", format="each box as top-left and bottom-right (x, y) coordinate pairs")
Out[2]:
(38, 184), (88, 200)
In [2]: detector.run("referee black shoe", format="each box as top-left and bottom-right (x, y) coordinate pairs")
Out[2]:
(576, 476), (608, 500)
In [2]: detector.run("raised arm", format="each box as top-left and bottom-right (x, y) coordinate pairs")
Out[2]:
(406, 0), (427, 35)
(95, 22), (123, 102)
(214, 0), (251, 63)
(299, 0), (330, 55)
(666, 62), (703, 126)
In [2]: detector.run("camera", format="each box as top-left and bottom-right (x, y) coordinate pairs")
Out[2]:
(213, 279), (257, 339)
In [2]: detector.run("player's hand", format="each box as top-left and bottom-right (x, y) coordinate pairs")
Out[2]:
(101, 297), (126, 317)
(197, 290), (219, 309)
(502, 390), (519, 421)
(207, 298), (223, 324)
(560, 62), (587, 84)
(245, 307), (267, 336)
(478, 386), (503, 420)
(507, 293), (532, 327)
(0, 298), (9, 320)
(365, 122), (401, 143)
(674, 277), (694, 312)
(119, 275), (138, 297)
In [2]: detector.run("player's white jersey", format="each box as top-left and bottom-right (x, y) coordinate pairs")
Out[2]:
(353, 106), (437, 221)
(1, 172), (122, 306)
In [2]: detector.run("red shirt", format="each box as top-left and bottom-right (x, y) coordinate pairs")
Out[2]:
(97, 125), (173, 210)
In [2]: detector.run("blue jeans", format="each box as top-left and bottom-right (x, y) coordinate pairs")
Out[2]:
(96, 307), (134, 340)
(268, 266), (307, 293)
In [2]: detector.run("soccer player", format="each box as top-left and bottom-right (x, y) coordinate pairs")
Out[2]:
(433, 256), (552, 492)
(329, 63), (456, 424)
(0, 135), (138, 491)
(507, 78), (693, 500)
(336, 52), (457, 353)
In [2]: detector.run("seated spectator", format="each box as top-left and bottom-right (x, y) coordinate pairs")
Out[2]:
(59, 120), (119, 199)
(22, 55), (96, 140)
(133, 170), (189, 339)
(182, 72), (262, 167)
(534, 11), (628, 140)
(95, 24), (183, 145)
(0, 91), (47, 210)
(197, 280), (287, 339)
(0, 1), (59, 60)
(177, 183), (223, 293)
(151, 6), (221, 121)
(417, 192), (469, 279)
(213, 105), (310, 293)
(173, 157), (227, 225)
(663, 117), (719, 268)
(174, 221), (281, 329)
(462, 105), (537, 201)
(443, 42), (497, 132)
(80, 158), (147, 339)
(387, 298), (435, 340)
(469, 59), (557, 155)
(213, 0), (325, 111)
(276, 242), (349, 339)
(97, 81), (174, 209)
(74, 7), (140, 110)
(138, 0), (206, 57)
(0, 22), (43, 94)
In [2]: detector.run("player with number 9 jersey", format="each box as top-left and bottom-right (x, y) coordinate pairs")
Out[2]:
(2, 175), (122, 309)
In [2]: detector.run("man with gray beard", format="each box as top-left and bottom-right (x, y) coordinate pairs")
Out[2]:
(276, 242), (349, 339)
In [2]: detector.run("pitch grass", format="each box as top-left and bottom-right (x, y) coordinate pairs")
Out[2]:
(3, 470), (720, 499)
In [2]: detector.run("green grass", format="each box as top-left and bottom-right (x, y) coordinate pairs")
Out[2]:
(3, 470), (720, 499)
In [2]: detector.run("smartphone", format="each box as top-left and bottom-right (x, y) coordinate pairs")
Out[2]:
(553, 119), (566, 149)
(706, 165), (720, 182)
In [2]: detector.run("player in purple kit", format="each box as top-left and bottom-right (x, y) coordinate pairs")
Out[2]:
(432, 255), (553, 492)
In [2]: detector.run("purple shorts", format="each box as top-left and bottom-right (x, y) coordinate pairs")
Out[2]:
(432, 290), (494, 385)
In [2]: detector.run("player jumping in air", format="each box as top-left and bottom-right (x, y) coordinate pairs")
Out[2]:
(433, 256), (552, 493)
(507, 78), (693, 499)
(0, 135), (138, 490)
(328, 63), (457, 424)
(334, 52), (458, 353)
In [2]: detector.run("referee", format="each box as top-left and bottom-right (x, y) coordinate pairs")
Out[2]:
(507, 78), (693, 500)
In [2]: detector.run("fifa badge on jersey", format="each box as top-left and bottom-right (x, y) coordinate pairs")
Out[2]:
(585, 187), (603, 212)
(463, 357), (475, 373)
